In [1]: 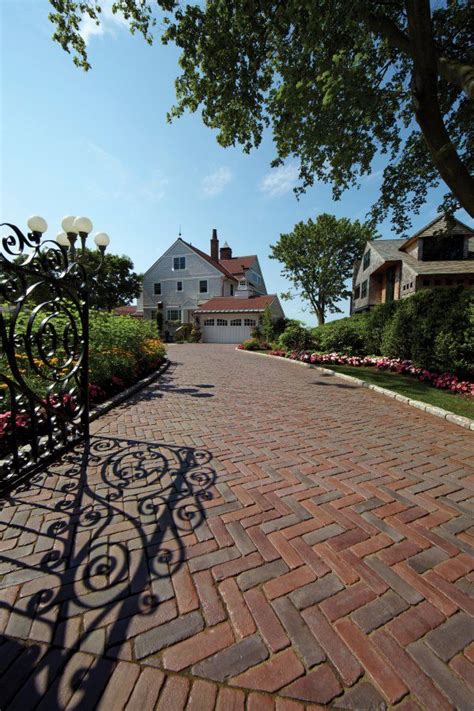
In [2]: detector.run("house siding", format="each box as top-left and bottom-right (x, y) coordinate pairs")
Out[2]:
(139, 239), (230, 323)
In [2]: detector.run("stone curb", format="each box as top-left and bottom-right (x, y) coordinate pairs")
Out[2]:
(237, 349), (474, 431)
(90, 359), (171, 422)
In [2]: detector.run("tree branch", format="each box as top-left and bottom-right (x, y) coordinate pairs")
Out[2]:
(405, 0), (474, 217)
(360, 9), (474, 99)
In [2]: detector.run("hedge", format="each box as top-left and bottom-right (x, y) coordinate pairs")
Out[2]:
(284, 288), (474, 379)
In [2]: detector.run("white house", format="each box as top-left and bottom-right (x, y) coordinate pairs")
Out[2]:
(137, 229), (284, 342)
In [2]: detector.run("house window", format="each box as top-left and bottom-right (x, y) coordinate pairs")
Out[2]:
(173, 256), (186, 270)
(354, 285), (360, 299)
(244, 318), (256, 326)
(230, 319), (242, 326)
(230, 284), (234, 296)
(239, 279), (246, 287)
(363, 251), (371, 270)
(361, 280), (368, 298)
(421, 235), (464, 261)
(199, 280), (208, 293)
(167, 309), (181, 322)
(204, 318), (215, 326)
(177, 281), (183, 291)
(217, 318), (228, 326)
(154, 283), (161, 295)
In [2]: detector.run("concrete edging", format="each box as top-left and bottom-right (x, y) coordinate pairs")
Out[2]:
(237, 348), (474, 431)
(90, 359), (171, 422)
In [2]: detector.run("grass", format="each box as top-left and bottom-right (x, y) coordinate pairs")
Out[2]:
(325, 364), (474, 419)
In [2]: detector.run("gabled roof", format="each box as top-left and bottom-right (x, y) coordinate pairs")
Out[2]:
(195, 295), (277, 313)
(179, 239), (238, 281)
(401, 215), (473, 251)
(219, 255), (257, 277)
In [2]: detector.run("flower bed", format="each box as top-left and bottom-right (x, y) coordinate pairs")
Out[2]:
(0, 312), (166, 450)
(266, 349), (474, 397)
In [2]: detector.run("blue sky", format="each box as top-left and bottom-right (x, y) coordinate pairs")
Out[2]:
(1, 1), (471, 324)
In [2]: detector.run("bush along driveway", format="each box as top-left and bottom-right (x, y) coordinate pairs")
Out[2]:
(0, 344), (473, 709)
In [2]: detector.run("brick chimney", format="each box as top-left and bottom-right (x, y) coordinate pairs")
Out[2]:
(210, 228), (219, 261)
(220, 241), (232, 260)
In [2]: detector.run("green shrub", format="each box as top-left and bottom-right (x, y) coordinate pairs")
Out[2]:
(190, 324), (202, 342)
(261, 305), (275, 342)
(311, 316), (367, 355)
(363, 301), (399, 354)
(240, 338), (264, 351)
(174, 323), (193, 342)
(278, 321), (314, 351)
(381, 287), (473, 377)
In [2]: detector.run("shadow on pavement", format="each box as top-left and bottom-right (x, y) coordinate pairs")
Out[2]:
(0, 435), (216, 709)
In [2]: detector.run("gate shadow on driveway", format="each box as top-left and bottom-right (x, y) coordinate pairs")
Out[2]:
(0, 435), (216, 708)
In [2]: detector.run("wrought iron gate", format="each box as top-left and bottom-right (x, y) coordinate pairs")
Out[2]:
(0, 223), (90, 493)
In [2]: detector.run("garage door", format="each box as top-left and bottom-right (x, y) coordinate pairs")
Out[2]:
(202, 316), (254, 343)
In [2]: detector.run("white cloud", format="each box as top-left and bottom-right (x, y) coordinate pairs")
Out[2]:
(200, 167), (232, 197)
(80, 1), (128, 45)
(259, 163), (299, 198)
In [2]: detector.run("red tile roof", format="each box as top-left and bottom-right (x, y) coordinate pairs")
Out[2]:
(219, 256), (257, 276)
(180, 239), (238, 281)
(114, 305), (139, 316)
(195, 295), (277, 313)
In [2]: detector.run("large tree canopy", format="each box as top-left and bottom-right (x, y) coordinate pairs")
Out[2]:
(270, 213), (376, 325)
(49, 1), (473, 232)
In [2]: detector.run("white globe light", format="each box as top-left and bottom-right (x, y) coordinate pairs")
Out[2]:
(94, 232), (110, 248)
(61, 215), (77, 233)
(56, 232), (70, 247)
(73, 216), (93, 234)
(27, 215), (48, 233)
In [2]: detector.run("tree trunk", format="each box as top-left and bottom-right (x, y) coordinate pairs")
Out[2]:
(405, 0), (474, 217)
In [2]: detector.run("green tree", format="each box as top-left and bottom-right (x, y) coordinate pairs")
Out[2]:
(271, 214), (376, 325)
(261, 305), (275, 342)
(85, 250), (142, 311)
(21, 249), (142, 312)
(48, 1), (473, 232)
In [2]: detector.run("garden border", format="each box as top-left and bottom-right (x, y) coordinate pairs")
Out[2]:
(238, 349), (474, 431)
(90, 359), (171, 422)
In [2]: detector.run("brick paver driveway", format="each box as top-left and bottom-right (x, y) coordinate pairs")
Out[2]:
(1, 344), (473, 710)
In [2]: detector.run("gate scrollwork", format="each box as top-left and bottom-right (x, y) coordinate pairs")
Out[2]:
(0, 218), (107, 493)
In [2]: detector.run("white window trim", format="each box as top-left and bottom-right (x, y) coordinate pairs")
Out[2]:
(167, 308), (182, 322)
(199, 279), (208, 294)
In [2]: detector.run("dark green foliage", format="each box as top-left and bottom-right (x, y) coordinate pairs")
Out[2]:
(190, 323), (202, 342)
(261, 305), (275, 342)
(310, 288), (473, 378)
(381, 287), (474, 378)
(271, 214), (377, 325)
(156, 311), (164, 335)
(240, 338), (265, 351)
(48, 1), (474, 231)
(278, 321), (315, 351)
(311, 316), (368, 355)
(174, 323), (193, 342)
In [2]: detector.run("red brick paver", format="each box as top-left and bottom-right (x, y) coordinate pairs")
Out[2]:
(0, 344), (473, 709)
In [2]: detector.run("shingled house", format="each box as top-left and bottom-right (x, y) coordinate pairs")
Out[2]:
(351, 215), (474, 314)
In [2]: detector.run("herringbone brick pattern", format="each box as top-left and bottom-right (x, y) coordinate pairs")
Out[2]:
(0, 344), (473, 709)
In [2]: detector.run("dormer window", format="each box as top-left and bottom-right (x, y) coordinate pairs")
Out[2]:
(239, 279), (247, 287)
(363, 251), (370, 270)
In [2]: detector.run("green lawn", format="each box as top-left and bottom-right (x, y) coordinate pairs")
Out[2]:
(321, 364), (474, 420)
